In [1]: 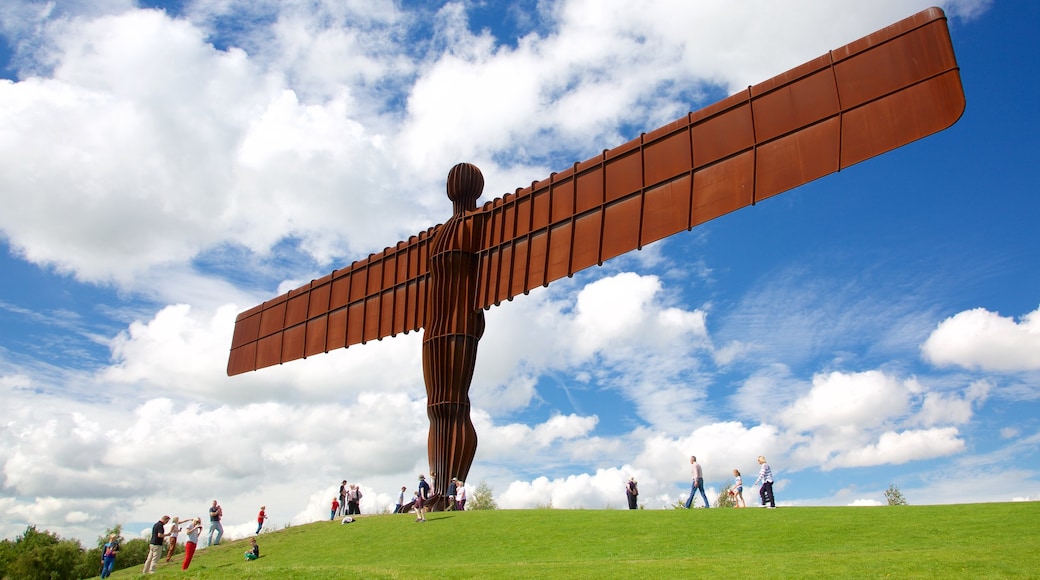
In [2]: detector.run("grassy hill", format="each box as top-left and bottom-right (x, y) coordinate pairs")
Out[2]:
(106, 502), (1040, 579)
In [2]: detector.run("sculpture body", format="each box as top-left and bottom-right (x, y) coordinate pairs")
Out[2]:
(226, 8), (965, 497)
(422, 164), (486, 486)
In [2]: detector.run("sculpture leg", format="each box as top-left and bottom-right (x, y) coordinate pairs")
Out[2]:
(422, 334), (479, 492)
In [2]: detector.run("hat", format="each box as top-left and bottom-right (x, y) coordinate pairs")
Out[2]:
(419, 475), (425, 480)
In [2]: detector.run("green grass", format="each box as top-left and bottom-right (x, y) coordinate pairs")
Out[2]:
(109, 503), (1040, 579)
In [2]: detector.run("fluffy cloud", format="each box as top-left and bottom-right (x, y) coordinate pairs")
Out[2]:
(922, 306), (1040, 371)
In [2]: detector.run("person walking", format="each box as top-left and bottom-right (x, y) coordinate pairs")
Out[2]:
(730, 469), (746, 508)
(182, 518), (202, 570)
(753, 455), (775, 508)
(142, 515), (169, 574)
(207, 500), (224, 546)
(256, 505), (267, 534)
(330, 496), (340, 520)
(684, 455), (710, 508)
(99, 534), (119, 578)
(413, 491), (426, 522)
(626, 477), (639, 509)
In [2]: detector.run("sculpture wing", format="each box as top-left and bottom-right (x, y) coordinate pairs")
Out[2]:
(471, 7), (964, 310)
(227, 229), (436, 375)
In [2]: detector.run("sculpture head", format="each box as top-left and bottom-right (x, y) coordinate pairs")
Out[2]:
(446, 163), (483, 213)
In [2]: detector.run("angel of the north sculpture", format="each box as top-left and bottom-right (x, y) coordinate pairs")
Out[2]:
(228, 7), (965, 495)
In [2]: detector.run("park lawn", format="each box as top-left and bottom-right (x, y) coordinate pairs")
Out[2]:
(107, 502), (1039, 579)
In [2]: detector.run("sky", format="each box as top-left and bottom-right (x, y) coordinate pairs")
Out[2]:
(1, 0), (1038, 545)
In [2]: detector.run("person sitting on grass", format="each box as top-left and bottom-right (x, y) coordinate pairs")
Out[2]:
(244, 537), (260, 561)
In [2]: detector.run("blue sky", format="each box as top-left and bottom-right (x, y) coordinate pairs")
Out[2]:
(1, 0), (1038, 544)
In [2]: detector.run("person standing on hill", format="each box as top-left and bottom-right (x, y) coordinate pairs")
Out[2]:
(447, 477), (458, 511)
(418, 474), (431, 501)
(395, 486), (407, 513)
(456, 481), (467, 511)
(330, 497), (340, 520)
(347, 484), (362, 515)
(182, 518), (203, 571)
(754, 456), (775, 508)
(207, 500), (223, 546)
(684, 456), (710, 509)
(164, 517), (183, 562)
(626, 477), (639, 509)
(338, 480), (348, 517)
(142, 515), (169, 574)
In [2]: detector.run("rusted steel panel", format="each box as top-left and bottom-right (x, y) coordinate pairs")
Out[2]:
(257, 299), (286, 339)
(840, 70), (963, 167)
(327, 308), (347, 350)
(644, 128), (693, 189)
(229, 309), (260, 350)
(641, 175), (693, 247)
(282, 323), (306, 362)
(571, 211), (602, 272)
(755, 117), (841, 201)
(550, 174), (575, 222)
(285, 291), (309, 328)
(751, 66), (840, 143)
(329, 275), (349, 311)
(510, 237), (529, 297)
(227, 341), (256, 375)
(345, 301), (365, 346)
(602, 196), (642, 262)
(527, 230), (549, 290)
(691, 100), (754, 168)
(546, 222), (572, 282)
(304, 315), (327, 358)
(575, 164), (604, 213)
(691, 151), (755, 227)
(255, 333), (282, 369)
(605, 144), (643, 203)
(307, 277), (331, 319)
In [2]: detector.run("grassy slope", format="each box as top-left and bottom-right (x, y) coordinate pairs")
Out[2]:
(109, 503), (1040, 579)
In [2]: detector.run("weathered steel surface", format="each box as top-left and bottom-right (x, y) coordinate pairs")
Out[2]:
(228, 7), (965, 492)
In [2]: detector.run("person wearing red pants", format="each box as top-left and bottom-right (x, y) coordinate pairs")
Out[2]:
(182, 517), (203, 570)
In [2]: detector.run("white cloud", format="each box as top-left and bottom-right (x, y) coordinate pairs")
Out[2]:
(825, 428), (965, 469)
(922, 306), (1040, 372)
(780, 371), (910, 432)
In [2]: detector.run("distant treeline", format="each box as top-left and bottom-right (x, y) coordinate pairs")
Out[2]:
(0, 524), (168, 580)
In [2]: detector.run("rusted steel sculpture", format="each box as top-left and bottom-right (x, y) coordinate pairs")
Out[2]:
(228, 8), (965, 494)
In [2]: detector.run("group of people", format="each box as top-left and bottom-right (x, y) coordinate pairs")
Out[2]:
(137, 513), (205, 574)
(682, 455), (776, 509)
(129, 498), (265, 574)
(333, 480), (364, 520)
(392, 473), (468, 522)
(623, 455), (776, 511)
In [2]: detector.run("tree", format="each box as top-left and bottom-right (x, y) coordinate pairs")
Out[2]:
(1, 526), (83, 580)
(469, 480), (498, 510)
(715, 483), (736, 508)
(884, 484), (908, 506)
